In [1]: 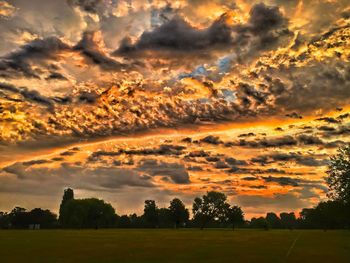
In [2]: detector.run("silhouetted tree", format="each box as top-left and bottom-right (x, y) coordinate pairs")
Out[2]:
(60, 198), (117, 228)
(0, 212), (10, 229)
(9, 207), (28, 228)
(300, 201), (347, 229)
(28, 208), (57, 228)
(266, 212), (281, 229)
(280, 212), (296, 230)
(143, 200), (159, 228)
(327, 145), (350, 204)
(59, 188), (74, 223)
(192, 191), (230, 229)
(158, 208), (172, 228)
(327, 145), (350, 227)
(227, 205), (244, 230)
(250, 217), (268, 230)
(169, 198), (189, 228)
(118, 215), (131, 228)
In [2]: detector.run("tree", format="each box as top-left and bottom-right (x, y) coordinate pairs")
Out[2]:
(158, 208), (172, 228)
(9, 207), (28, 228)
(300, 201), (347, 229)
(28, 208), (57, 228)
(280, 212), (296, 230)
(266, 212), (281, 229)
(60, 198), (117, 229)
(250, 217), (268, 230)
(143, 200), (159, 228)
(227, 205), (244, 230)
(118, 215), (131, 228)
(0, 212), (10, 229)
(327, 145), (350, 205)
(59, 188), (74, 223)
(192, 191), (230, 229)
(169, 198), (189, 228)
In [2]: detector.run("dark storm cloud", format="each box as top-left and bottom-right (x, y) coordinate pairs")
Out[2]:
(236, 135), (297, 148)
(45, 72), (68, 81)
(200, 135), (223, 145)
(90, 144), (186, 161)
(0, 37), (70, 78)
(235, 131), (346, 149)
(232, 2), (291, 54)
(116, 3), (290, 58)
(238, 132), (256, 138)
(262, 176), (300, 187)
(273, 58), (350, 114)
(251, 152), (328, 167)
(116, 14), (233, 54)
(137, 159), (191, 184)
(315, 117), (341, 124)
(0, 82), (54, 107)
(285, 112), (303, 119)
(74, 31), (128, 71)
(2, 162), (155, 190)
(241, 2), (287, 36)
(67, 0), (104, 14)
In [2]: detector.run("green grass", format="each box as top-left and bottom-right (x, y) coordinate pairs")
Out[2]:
(0, 229), (349, 263)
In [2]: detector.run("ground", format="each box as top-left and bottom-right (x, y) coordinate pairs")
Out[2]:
(0, 229), (349, 263)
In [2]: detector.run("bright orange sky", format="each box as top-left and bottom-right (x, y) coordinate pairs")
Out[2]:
(0, 0), (349, 218)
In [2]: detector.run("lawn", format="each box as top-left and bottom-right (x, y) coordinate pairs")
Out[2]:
(0, 229), (349, 263)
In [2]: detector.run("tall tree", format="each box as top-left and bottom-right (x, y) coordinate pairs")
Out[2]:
(143, 200), (159, 228)
(227, 205), (244, 230)
(280, 212), (297, 230)
(192, 191), (229, 229)
(327, 145), (350, 205)
(266, 212), (281, 229)
(169, 198), (189, 228)
(59, 188), (74, 223)
(60, 198), (117, 229)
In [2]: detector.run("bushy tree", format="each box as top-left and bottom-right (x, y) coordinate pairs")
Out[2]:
(59, 188), (74, 223)
(0, 212), (10, 229)
(280, 212), (296, 230)
(250, 217), (268, 230)
(192, 191), (230, 229)
(158, 208), (172, 228)
(327, 145), (350, 204)
(300, 201), (347, 229)
(60, 198), (117, 229)
(28, 208), (57, 228)
(143, 200), (159, 228)
(227, 205), (244, 230)
(266, 212), (281, 229)
(169, 198), (189, 228)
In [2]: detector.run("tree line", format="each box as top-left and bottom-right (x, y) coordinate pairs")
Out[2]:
(1, 145), (350, 230)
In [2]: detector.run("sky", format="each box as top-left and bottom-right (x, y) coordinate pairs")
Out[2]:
(0, 0), (349, 218)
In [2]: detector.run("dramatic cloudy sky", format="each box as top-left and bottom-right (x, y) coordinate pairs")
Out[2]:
(0, 0), (349, 218)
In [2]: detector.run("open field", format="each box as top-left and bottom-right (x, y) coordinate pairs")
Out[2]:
(0, 229), (349, 263)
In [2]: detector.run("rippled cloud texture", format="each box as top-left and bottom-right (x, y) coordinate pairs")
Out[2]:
(0, 0), (349, 217)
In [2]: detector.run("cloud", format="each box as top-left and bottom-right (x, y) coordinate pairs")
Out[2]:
(251, 152), (328, 167)
(74, 31), (128, 71)
(0, 37), (70, 78)
(67, 0), (104, 14)
(0, 1), (16, 18)
(0, 82), (54, 108)
(237, 192), (309, 213)
(115, 13), (233, 54)
(2, 162), (155, 189)
(137, 159), (191, 184)
(115, 2), (290, 60)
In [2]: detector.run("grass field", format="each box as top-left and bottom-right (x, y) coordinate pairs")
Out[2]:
(0, 229), (349, 263)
